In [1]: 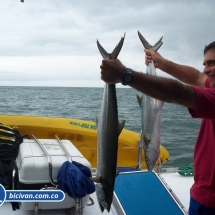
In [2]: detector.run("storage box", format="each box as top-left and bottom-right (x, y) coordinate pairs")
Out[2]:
(15, 138), (92, 212)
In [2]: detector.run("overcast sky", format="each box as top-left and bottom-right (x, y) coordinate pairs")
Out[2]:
(1, 0), (215, 87)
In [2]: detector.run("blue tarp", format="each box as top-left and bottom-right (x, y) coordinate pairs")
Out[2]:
(57, 161), (95, 199)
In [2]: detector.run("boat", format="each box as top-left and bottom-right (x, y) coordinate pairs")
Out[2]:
(0, 114), (169, 169)
(1, 170), (193, 215)
(0, 114), (193, 215)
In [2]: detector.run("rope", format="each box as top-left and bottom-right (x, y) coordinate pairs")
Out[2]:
(177, 164), (194, 176)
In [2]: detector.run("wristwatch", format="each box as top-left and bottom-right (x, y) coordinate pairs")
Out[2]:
(121, 68), (133, 85)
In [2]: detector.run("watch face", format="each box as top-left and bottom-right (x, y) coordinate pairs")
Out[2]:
(124, 73), (132, 82)
(121, 69), (133, 85)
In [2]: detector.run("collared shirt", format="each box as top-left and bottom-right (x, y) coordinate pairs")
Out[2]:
(188, 78), (215, 207)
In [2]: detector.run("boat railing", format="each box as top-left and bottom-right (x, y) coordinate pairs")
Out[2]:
(29, 135), (84, 215)
(31, 134), (58, 187)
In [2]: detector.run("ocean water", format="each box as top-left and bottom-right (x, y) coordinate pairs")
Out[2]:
(0, 86), (201, 168)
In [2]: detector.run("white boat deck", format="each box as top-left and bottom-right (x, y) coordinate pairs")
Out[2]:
(2, 171), (193, 215)
(161, 171), (193, 211)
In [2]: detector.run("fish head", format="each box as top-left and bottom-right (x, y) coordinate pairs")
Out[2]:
(95, 183), (112, 212)
(145, 148), (159, 171)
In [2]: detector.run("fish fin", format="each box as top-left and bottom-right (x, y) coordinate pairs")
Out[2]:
(153, 36), (163, 51)
(136, 94), (143, 107)
(143, 135), (151, 147)
(116, 170), (120, 177)
(138, 31), (163, 52)
(118, 120), (125, 136)
(97, 40), (110, 59)
(138, 31), (151, 50)
(111, 33), (126, 59)
(160, 101), (164, 108)
(90, 176), (102, 183)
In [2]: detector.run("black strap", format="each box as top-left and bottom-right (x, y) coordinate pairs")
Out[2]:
(0, 124), (28, 211)
(0, 126), (23, 145)
(0, 124), (15, 133)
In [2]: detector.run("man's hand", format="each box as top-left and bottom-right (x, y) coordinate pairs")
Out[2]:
(144, 49), (165, 69)
(100, 59), (126, 84)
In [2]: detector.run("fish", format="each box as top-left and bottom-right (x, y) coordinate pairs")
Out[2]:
(137, 31), (164, 171)
(93, 33), (126, 212)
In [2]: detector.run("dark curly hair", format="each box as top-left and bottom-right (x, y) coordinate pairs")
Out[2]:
(204, 41), (215, 55)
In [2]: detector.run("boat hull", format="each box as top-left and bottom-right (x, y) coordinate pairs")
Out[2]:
(0, 115), (169, 169)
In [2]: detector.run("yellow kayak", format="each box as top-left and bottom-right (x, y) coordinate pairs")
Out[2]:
(0, 115), (169, 169)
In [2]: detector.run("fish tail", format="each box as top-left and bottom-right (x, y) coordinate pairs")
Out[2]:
(136, 94), (143, 107)
(138, 31), (163, 52)
(118, 120), (125, 136)
(97, 33), (126, 60)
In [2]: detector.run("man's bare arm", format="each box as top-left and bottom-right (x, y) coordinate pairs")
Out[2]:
(129, 71), (197, 109)
(100, 59), (197, 109)
(145, 49), (207, 87)
(159, 59), (206, 87)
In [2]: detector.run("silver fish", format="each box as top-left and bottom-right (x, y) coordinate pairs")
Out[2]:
(94, 34), (126, 212)
(137, 31), (164, 171)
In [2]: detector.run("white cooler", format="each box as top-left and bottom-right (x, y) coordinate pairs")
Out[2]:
(14, 135), (92, 214)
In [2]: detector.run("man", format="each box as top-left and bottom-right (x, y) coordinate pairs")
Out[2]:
(99, 41), (215, 215)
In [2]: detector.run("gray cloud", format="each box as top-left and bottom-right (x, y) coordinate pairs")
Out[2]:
(0, 0), (214, 86)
